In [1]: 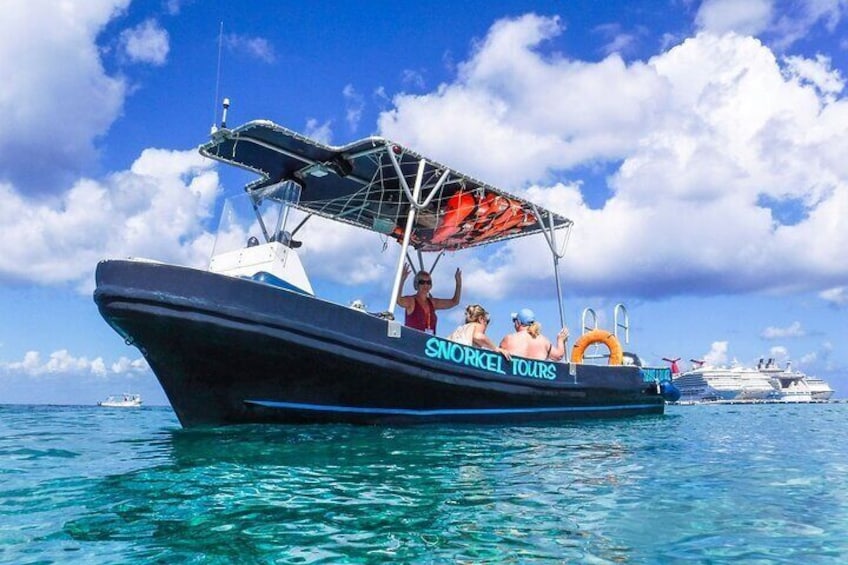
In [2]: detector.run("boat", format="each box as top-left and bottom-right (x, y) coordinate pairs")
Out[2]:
(97, 393), (142, 408)
(804, 376), (835, 401)
(671, 360), (776, 402)
(670, 356), (835, 404)
(93, 111), (678, 427)
(757, 358), (826, 402)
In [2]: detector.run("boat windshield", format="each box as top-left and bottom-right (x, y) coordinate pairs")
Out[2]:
(210, 181), (302, 260)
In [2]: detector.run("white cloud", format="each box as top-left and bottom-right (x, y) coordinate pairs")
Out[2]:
(799, 351), (817, 364)
(304, 118), (333, 144)
(697, 0), (848, 50)
(769, 345), (789, 359)
(292, 210), (399, 286)
(2, 9), (847, 311)
(770, 0), (848, 50)
(799, 341), (834, 368)
(1, 349), (148, 377)
(111, 356), (150, 373)
(0, 0), (129, 191)
(783, 54), (844, 98)
(703, 341), (729, 365)
(164, 0), (184, 16)
(380, 14), (668, 187)
(819, 286), (848, 306)
(120, 18), (169, 65)
(225, 33), (276, 63)
(343, 84), (364, 132)
(696, 0), (773, 36)
(761, 321), (805, 339)
(0, 148), (218, 290)
(369, 16), (848, 301)
(594, 23), (645, 57)
(401, 69), (426, 90)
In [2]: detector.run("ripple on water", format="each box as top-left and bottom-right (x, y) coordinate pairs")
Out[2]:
(1, 404), (848, 562)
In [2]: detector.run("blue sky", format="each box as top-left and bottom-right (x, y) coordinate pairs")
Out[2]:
(1, 0), (846, 405)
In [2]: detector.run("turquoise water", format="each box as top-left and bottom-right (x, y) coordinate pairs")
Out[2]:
(1, 403), (847, 563)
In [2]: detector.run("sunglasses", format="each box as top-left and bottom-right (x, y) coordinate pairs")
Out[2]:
(417, 279), (432, 285)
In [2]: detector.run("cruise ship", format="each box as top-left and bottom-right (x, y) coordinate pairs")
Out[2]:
(671, 360), (776, 402)
(670, 357), (835, 403)
(757, 358), (833, 402)
(805, 376), (836, 401)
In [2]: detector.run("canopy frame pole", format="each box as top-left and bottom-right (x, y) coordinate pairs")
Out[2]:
(428, 250), (446, 274)
(388, 158), (427, 315)
(416, 249), (425, 273)
(385, 147), (449, 210)
(250, 199), (271, 243)
(553, 252), (565, 329)
(290, 213), (312, 237)
(530, 204), (574, 330)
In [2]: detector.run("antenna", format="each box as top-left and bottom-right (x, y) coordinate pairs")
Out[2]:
(211, 21), (224, 132)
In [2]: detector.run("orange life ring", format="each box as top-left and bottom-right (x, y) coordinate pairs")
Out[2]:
(570, 329), (623, 365)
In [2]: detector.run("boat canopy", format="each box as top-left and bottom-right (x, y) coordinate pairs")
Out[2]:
(200, 120), (572, 253)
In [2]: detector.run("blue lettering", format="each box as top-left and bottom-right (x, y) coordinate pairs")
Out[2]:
(465, 346), (482, 369)
(441, 342), (452, 360)
(486, 353), (507, 374)
(515, 359), (529, 376)
(448, 343), (463, 363)
(424, 337), (546, 378)
(508, 358), (558, 380)
(425, 337), (440, 359)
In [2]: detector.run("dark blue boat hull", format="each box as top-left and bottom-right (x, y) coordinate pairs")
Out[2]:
(94, 260), (665, 427)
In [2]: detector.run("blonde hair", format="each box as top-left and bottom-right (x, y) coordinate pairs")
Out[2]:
(527, 320), (542, 338)
(464, 304), (488, 324)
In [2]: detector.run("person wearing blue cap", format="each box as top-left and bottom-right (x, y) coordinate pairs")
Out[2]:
(499, 308), (569, 361)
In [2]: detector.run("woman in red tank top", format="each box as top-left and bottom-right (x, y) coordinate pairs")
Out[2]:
(397, 265), (462, 334)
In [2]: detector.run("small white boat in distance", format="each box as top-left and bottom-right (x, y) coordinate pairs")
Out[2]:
(98, 393), (142, 408)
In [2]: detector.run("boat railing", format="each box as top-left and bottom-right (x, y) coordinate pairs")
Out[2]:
(578, 308), (609, 361)
(614, 303), (630, 345)
(579, 306), (633, 362)
(580, 308), (598, 334)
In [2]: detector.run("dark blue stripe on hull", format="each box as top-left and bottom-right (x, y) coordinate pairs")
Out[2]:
(245, 399), (660, 417)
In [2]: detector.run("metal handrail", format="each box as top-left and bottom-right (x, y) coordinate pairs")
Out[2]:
(581, 308), (598, 334)
(614, 303), (629, 345)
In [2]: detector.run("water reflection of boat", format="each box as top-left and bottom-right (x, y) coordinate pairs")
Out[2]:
(97, 393), (142, 408)
(94, 111), (676, 427)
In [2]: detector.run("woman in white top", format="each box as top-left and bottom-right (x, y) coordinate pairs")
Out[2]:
(447, 304), (511, 360)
